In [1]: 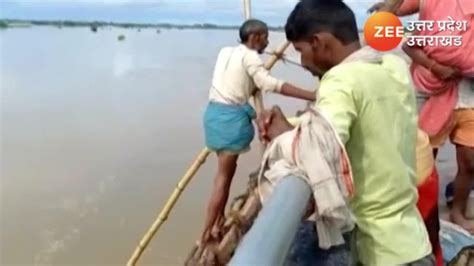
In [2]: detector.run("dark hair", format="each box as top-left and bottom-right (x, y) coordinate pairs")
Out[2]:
(285, 0), (359, 44)
(239, 19), (268, 43)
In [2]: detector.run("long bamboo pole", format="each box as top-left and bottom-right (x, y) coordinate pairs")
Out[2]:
(127, 42), (291, 265)
(127, 2), (292, 264)
(242, 0), (264, 116)
(254, 41), (290, 158)
(183, 42), (292, 265)
(127, 42), (290, 265)
(257, 41), (290, 113)
(127, 148), (211, 266)
(243, 0), (251, 20)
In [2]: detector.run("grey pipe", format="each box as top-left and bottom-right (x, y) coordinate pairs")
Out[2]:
(229, 176), (311, 266)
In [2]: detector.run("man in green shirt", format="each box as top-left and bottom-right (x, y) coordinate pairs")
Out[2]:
(258, 0), (434, 264)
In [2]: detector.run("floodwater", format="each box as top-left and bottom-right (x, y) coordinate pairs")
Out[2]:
(0, 27), (315, 265)
(0, 27), (457, 265)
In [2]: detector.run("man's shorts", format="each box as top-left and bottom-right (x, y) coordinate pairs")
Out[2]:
(416, 92), (474, 148)
(429, 108), (474, 148)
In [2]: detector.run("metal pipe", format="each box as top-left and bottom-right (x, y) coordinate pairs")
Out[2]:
(229, 176), (311, 266)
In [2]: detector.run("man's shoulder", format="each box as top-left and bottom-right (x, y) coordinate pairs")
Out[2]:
(325, 60), (384, 79)
(325, 51), (408, 76)
(319, 64), (362, 94)
(322, 53), (412, 92)
(321, 61), (375, 88)
(215, 46), (240, 65)
(217, 46), (236, 56)
(217, 45), (257, 60)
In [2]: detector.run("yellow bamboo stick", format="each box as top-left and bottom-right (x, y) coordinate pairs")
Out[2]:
(254, 41), (291, 158)
(127, 148), (211, 266)
(254, 41), (290, 114)
(126, 41), (291, 265)
(127, 43), (292, 266)
(127, 2), (291, 262)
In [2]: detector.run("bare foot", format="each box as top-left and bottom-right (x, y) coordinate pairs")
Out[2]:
(200, 229), (212, 245)
(201, 216), (224, 244)
(451, 209), (474, 234)
(210, 214), (225, 240)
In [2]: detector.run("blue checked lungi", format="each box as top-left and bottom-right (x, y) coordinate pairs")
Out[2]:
(203, 101), (256, 153)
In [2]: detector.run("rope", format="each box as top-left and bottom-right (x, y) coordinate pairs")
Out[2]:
(185, 177), (262, 265)
(226, 208), (253, 231)
(263, 50), (303, 68)
(185, 198), (254, 265)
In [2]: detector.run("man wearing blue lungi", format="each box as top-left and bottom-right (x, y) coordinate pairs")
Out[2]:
(201, 19), (315, 244)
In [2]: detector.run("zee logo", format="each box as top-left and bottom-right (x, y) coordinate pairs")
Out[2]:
(364, 12), (404, 51)
(374, 25), (405, 38)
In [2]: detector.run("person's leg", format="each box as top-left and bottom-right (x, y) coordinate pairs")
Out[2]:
(429, 115), (454, 156)
(201, 152), (239, 242)
(449, 109), (474, 233)
(451, 144), (474, 233)
(284, 221), (352, 266)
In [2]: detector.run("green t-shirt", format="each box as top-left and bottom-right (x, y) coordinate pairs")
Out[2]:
(316, 48), (432, 265)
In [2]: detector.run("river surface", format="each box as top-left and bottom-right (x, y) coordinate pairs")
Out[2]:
(0, 26), (316, 265)
(0, 26), (457, 265)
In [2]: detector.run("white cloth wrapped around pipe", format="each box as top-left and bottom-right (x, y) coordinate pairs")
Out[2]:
(257, 108), (356, 249)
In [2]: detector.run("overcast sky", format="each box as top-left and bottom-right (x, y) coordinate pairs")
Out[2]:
(0, 0), (411, 27)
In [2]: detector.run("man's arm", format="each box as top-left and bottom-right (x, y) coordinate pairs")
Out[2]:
(280, 83), (316, 101)
(258, 73), (357, 144)
(257, 106), (294, 144)
(368, 0), (419, 16)
(368, 0), (403, 13)
(243, 51), (316, 101)
(402, 42), (431, 69)
(402, 42), (461, 80)
(395, 0), (419, 16)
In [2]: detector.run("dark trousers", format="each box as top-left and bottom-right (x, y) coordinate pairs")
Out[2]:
(284, 221), (353, 266)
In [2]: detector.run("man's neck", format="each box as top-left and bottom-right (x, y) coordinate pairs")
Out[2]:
(242, 43), (257, 51)
(335, 42), (362, 65)
(243, 42), (256, 51)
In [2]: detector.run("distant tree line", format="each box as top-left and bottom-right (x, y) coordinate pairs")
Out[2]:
(0, 19), (285, 31)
